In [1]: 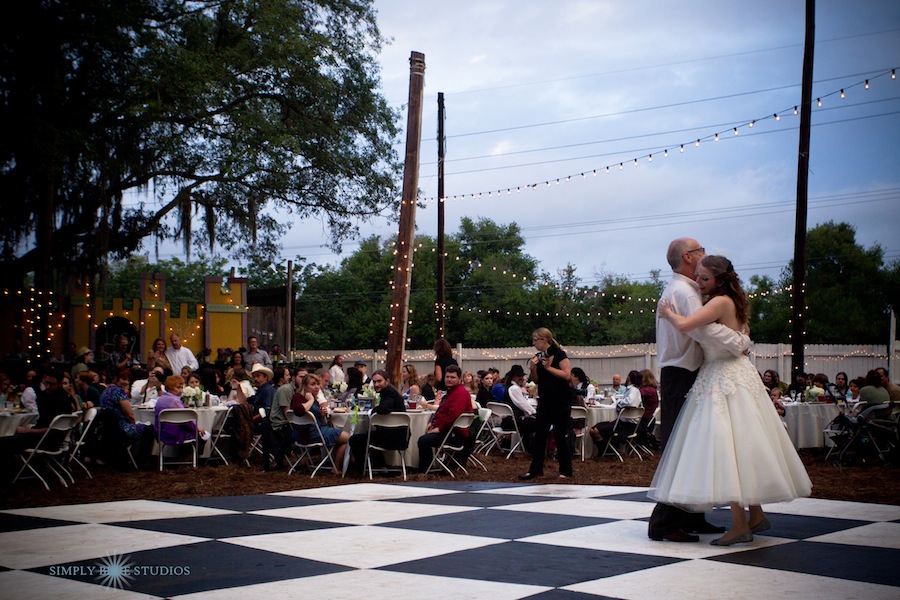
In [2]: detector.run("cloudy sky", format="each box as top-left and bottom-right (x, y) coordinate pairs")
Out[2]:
(158, 0), (900, 287)
(344, 0), (900, 287)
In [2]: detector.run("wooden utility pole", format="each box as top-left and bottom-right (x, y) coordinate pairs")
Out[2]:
(791, 0), (815, 379)
(436, 92), (446, 338)
(285, 260), (293, 356)
(386, 51), (426, 385)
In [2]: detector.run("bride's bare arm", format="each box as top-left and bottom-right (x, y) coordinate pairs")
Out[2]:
(659, 296), (731, 333)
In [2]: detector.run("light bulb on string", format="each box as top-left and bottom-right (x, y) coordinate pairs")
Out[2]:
(774, 113), (780, 121)
(840, 89), (845, 99)
(865, 80), (869, 89)
(793, 106), (798, 115)
(817, 98), (822, 107)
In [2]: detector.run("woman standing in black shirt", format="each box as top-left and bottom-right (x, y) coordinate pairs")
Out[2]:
(520, 327), (573, 480)
(432, 337), (458, 391)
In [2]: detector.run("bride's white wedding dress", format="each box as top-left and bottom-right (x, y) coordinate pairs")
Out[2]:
(648, 338), (812, 511)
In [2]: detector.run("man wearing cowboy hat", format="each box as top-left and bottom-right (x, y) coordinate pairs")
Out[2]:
(247, 363), (276, 471)
(71, 347), (93, 380)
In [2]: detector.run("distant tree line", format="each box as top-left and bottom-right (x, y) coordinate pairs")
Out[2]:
(101, 220), (900, 349)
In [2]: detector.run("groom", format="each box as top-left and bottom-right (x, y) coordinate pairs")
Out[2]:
(648, 238), (751, 543)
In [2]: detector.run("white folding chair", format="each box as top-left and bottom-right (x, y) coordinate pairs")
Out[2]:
(288, 411), (338, 477)
(485, 402), (523, 458)
(13, 413), (81, 490)
(424, 413), (476, 477)
(365, 412), (411, 481)
(599, 406), (643, 462)
(570, 405), (588, 462)
(157, 408), (199, 471)
(207, 405), (234, 465)
(66, 407), (98, 478)
(466, 408), (491, 472)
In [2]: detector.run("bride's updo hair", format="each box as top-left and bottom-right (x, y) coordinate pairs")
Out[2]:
(700, 255), (749, 324)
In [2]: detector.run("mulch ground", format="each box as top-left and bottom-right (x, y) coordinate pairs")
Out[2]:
(2, 449), (897, 510)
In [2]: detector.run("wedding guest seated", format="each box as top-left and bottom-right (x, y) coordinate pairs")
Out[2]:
(808, 373), (829, 401)
(0, 369), (75, 462)
(763, 369), (787, 393)
(348, 369), (406, 475)
(75, 371), (102, 412)
(609, 373), (625, 396)
(833, 371), (850, 399)
(291, 373), (349, 474)
(131, 367), (166, 406)
(154, 375), (207, 446)
(787, 372), (807, 397)
(462, 371), (478, 396)
(417, 365), (470, 472)
(419, 373), (437, 402)
(770, 388), (786, 417)
(847, 376), (865, 402)
(475, 370), (494, 408)
(489, 367), (505, 402)
(399, 364), (421, 402)
(101, 368), (149, 445)
(857, 369), (889, 408)
(635, 369), (660, 449)
(590, 370), (642, 455)
(244, 364), (276, 470)
(875, 367), (900, 402)
(224, 352), (245, 384)
(499, 365), (536, 452)
(338, 367), (363, 404)
(226, 368), (255, 403)
(570, 368), (596, 404)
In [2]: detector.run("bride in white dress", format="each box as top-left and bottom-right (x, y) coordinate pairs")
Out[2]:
(649, 255), (812, 546)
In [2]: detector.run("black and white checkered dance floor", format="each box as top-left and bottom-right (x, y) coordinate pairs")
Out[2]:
(1, 482), (898, 599)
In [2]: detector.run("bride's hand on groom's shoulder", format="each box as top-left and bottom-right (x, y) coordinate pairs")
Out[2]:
(658, 299), (676, 319)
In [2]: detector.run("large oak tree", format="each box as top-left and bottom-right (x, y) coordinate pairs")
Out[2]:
(1, 0), (400, 289)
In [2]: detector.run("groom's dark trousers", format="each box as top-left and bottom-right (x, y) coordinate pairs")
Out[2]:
(648, 366), (708, 537)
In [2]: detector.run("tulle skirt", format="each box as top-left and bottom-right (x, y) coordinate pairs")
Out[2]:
(648, 356), (812, 511)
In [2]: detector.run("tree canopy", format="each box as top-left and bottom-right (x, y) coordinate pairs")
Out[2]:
(1, 0), (400, 289)
(747, 221), (900, 343)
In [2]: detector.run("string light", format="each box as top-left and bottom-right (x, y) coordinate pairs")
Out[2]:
(410, 68), (896, 204)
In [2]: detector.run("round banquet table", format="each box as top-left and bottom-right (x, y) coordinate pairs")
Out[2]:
(135, 406), (229, 458)
(330, 409), (433, 467)
(782, 401), (840, 449)
(0, 411), (39, 436)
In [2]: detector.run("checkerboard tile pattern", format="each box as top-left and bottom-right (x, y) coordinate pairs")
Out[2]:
(1, 482), (898, 599)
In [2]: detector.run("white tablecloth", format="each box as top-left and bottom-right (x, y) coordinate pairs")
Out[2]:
(783, 402), (840, 449)
(582, 405), (618, 458)
(0, 412), (39, 436)
(135, 406), (229, 458)
(331, 409), (433, 467)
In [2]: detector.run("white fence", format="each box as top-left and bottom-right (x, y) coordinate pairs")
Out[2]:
(293, 343), (895, 385)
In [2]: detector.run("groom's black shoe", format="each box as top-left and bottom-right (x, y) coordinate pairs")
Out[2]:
(689, 522), (726, 534)
(649, 530), (700, 543)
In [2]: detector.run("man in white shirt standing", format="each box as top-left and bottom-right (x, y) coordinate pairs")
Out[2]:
(165, 333), (199, 375)
(648, 238), (751, 543)
(243, 336), (273, 369)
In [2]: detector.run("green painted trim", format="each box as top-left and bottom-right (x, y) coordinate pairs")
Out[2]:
(206, 303), (247, 313)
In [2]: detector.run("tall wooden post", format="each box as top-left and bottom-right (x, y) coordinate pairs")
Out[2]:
(791, 0), (815, 379)
(386, 51), (426, 384)
(436, 92), (446, 338)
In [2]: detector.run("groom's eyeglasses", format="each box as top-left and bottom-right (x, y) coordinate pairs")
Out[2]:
(685, 247), (705, 255)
